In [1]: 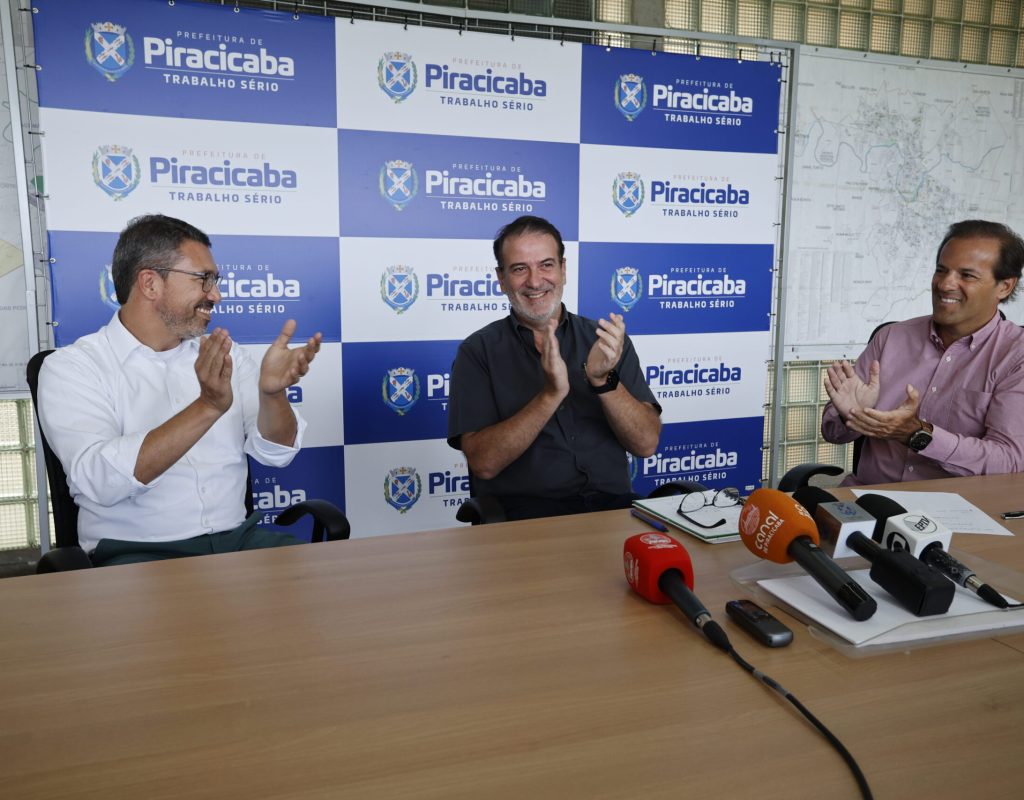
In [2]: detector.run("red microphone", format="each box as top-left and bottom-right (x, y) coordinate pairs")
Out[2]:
(624, 533), (730, 651)
(738, 489), (877, 621)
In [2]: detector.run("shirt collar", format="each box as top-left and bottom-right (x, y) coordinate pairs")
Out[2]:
(929, 310), (1002, 350)
(105, 311), (197, 365)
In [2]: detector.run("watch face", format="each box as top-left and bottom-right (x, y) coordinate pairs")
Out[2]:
(909, 429), (932, 452)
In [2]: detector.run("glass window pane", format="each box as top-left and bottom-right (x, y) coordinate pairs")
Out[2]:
(807, 6), (839, 45)
(871, 14), (901, 52)
(839, 9), (871, 48)
(900, 17), (932, 56)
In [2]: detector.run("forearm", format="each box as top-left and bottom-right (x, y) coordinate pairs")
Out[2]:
(921, 426), (1024, 477)
(134, 399), (224, 485)
(821, 402), (859, 444)
(461, 389), (564, 480)
(599, 388), (661, 457)
(257, 390), (298, 447)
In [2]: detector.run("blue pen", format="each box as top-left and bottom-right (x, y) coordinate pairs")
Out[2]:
(630, 508), (669, 533)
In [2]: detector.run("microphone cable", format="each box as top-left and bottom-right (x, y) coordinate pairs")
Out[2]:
(724, 644), (873, 800)
(685, 614), (873, 800)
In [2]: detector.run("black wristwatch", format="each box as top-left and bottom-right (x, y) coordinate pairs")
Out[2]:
(908, 421), (934, 453)
(583, 362), (619, 395)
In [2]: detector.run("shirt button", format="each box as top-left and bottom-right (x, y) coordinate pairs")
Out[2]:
(945, 356), (951, 362)
(970, 344), (976, 351)
(908, 466), (914, 472)
(931, 387), (937, 392)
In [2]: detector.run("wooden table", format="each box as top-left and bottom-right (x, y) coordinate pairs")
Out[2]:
(2, 475), (1023, 798)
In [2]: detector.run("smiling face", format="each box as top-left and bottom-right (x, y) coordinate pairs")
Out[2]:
(931, 236), (1015, 346)
(495, 230), (566, 329)
(154, 239), (222, 340)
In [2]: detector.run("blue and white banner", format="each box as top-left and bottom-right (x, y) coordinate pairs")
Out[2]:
(339, 238), (578, 342)
(633, 331), (771, 424)
(341, 340), (459, 445)
(578, 143), (778, 243)
(41, 108), (339, 237)
(337, 21), (581, 143)
(338, 129), (579, 240)
(578, 242), (772, 334)
(34, 1), (783, 538)
(343, 439), (470, 536)
(630, 418), (764, 498)
(581, 45), (782, 154)
(34, 0), (336, 127)
(47, 230), (340, 345)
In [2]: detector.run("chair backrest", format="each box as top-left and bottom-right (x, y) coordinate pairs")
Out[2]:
(27, 348), (255, 548)
(27, 350), (81, 548)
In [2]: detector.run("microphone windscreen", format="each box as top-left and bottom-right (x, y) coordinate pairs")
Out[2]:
(738, 488), (820, 564)
(855, 493), (907, 542)
(624, 533), (694, 605)
(792, 485), (837, 516)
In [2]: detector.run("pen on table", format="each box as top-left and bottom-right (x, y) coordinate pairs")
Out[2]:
(1002, 510), (1024, 520)
(630, 508), (669, 533)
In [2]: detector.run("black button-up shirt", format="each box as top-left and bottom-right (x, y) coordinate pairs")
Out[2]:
(447, 309), (661, 500)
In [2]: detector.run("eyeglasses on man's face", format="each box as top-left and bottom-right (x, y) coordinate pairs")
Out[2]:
(152, 267), (222, 293)
(676, 487), (743, 529)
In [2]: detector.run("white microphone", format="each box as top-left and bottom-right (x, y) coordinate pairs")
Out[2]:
(854, 494), (952, 557)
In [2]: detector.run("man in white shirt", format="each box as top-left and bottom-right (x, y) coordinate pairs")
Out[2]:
(38, 214), (321, 566)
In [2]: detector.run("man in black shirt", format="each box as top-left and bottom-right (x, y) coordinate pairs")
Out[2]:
(447, 215), (662, 520)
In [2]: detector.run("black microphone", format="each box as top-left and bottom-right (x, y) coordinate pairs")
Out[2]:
(797, 488), (954, 615)
(845, 531), (954, 616)
(856, 494), (1009, 610)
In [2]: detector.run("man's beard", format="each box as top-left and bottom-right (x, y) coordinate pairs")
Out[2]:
(158, 301), (213, 339)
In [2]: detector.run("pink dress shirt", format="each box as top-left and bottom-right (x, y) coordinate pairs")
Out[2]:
(822, 313), (1024, 485)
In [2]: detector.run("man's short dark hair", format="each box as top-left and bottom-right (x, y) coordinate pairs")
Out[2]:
(111, 214), (212, 304)
(937, 219), (1024, 303)
(492, 215), (565, 268)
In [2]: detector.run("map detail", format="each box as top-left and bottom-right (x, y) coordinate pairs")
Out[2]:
(785, 49), (1024, 360)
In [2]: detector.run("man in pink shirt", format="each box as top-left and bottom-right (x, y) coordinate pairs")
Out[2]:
(822, 220), (1024, 485)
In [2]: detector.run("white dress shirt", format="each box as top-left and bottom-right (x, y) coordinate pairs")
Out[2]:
(38, 313), (306, 553)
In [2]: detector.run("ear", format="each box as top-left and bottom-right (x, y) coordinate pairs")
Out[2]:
(997, 276), (1017, 301)
(136, 269), (163, 301)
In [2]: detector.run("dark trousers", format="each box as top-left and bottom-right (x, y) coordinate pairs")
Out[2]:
(91, 513), (300, 567)
(498, 491), (639, 522)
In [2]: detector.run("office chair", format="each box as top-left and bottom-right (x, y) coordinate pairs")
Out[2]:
(28, 349), (350, 573)
(455, 474), (708, 525)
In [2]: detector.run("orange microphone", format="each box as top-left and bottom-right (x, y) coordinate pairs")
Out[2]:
(739, 489), (877, 621)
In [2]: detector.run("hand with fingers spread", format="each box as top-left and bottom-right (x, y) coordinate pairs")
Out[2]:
(846, 384), (923, 443)
(195, 327), (234, 414)
(824, 359), (880, 421)
(259, 319), (322, 396)
(585, 313), (626, 387)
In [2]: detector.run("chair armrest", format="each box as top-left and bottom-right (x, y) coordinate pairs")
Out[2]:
(776, 463), (844, 492)
(456, 496), (508, 525)
(275, 500), (351, 542)
(36, 546), (94, 573)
